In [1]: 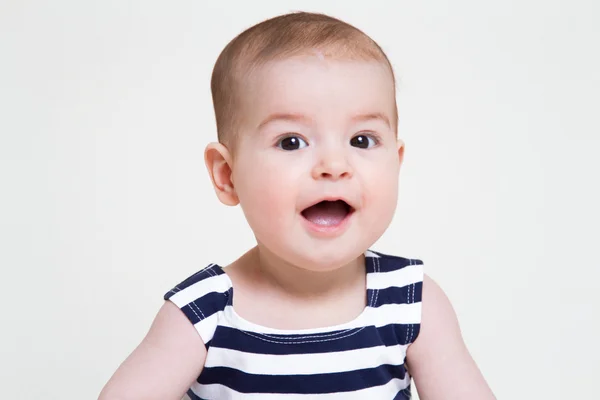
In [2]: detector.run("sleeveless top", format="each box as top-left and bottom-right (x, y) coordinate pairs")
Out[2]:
(164, 250), (424, 399)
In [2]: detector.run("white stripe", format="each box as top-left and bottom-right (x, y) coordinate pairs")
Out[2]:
(364, 250), (380, 258)
(363, 302), (422, 326)
(219, 306), (366, 335)
(189, 375), (410, 399)
(217, 301), (421, 335)
(368, 264), (423, 290)
(204, 343), (408, 375)
(168, 272), (229, 308)
(194, 311), (221, 344)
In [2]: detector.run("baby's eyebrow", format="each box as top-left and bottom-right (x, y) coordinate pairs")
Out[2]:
(351, 112), (391, 129)
(257, 112), (391, 130)
(257, 113), (311, 129)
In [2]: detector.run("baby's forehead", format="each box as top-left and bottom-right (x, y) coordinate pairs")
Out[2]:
(235, 56), (397, 131)
(244, 53), (395, 87)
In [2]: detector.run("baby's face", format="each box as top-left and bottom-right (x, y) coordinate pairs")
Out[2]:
(230, 55), (403, 270)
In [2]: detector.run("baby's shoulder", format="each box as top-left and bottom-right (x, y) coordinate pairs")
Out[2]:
(165, 263), (231, 300)
(163, 263), (232, 344)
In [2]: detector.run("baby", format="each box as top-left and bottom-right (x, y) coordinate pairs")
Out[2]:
(100, 12), (495, 400)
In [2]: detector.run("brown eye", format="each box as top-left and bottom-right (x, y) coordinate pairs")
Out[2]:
(350, 134), (377, 149)
(277, 136), (308, 151)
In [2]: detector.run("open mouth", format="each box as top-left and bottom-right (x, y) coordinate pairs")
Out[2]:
(300, 200), (355, 227)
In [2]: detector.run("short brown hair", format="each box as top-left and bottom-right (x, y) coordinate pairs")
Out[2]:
(211, 11), (397, 146)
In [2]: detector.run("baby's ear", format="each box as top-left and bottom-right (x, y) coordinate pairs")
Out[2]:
(204, 142), (239, 206)
(397, 138), (405, 167)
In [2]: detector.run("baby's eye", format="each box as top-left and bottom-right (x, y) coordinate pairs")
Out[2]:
(350, 134), (377, 149)
(277, 136), (308, 151)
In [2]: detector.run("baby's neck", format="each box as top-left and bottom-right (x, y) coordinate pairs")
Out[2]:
(225, 245), (368, 330)
(231, 245), (365, 300)
(255, 245), (364, 298)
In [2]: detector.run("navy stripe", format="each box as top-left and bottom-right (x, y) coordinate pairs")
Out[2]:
(210, 323), (418, 354)
(408, 324), (421, 344)
(393, 386), (412, 400)
(365, 255), (377, 274)
(164, 264), (224, 300)
(185, 389), (207, 400)
(372, 282), (423, 307)
(373, 254), (423, 273)
(198, 364), (407, 394)
(177, 290), (229, 324)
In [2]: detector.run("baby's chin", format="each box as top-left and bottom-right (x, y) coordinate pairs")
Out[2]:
(264, 240), (369, 273)
(299, 254), (360, 273)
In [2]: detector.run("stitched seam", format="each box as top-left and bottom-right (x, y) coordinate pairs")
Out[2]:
(240, 327), (365, 345)
(189, 301), (206, 320)
(406, 258), (415, 344)
(186, 303), (203, 322)
(196, 263), (216, 280)
(405, 259), (413, 344)
(405, 287), (411, 344)
(257, 329), (354, 340)
(203, 264), (216, 278)
(208, 265), (219, 277)
(401, 387), (412, 399)
(199, 263), (215, 275)
(409, 273), (416, 343)
(372, 256), (380, 307)
(410, 259), (415, 343)
(368, 257), (375, 306)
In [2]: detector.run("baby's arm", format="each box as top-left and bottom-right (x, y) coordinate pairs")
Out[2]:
(406, 274), (495, 399)
(99, 301), (206, 400)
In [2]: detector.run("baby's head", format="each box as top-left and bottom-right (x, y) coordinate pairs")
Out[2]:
(205, 12), (404, 270)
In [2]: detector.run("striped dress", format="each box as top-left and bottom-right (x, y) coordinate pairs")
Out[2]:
(164, 250), (424, 399)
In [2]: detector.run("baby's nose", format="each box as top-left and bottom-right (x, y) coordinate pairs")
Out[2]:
(311, 150), (353, 180)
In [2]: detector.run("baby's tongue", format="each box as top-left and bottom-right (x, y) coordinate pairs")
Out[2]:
(302, 201), (348, 226)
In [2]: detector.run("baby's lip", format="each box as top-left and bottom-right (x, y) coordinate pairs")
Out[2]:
(300, 196), (357, 213)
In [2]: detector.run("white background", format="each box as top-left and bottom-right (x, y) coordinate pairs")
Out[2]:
(1, 1), (599, 399)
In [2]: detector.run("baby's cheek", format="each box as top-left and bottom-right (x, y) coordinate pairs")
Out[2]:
(239, 176), (295, 229)
(364, 173), (398, 220)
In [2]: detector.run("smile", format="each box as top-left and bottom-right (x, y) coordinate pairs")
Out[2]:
(300, 200), (355, 236)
